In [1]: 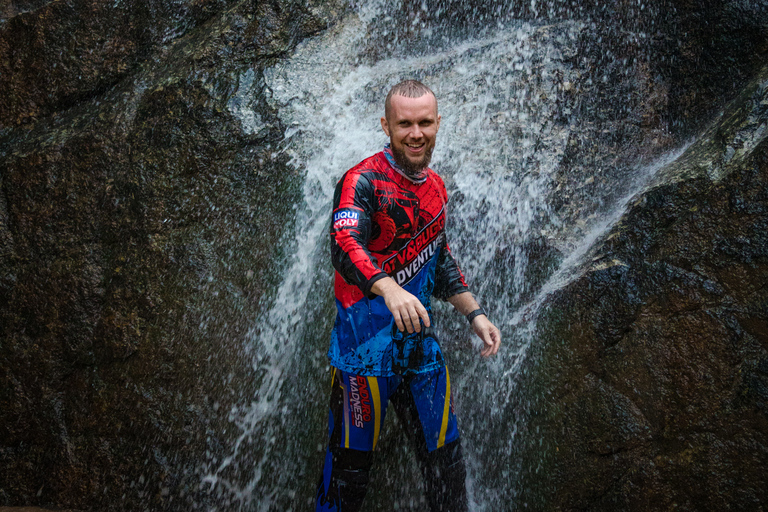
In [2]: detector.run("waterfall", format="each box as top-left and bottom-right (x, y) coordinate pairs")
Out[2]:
(200, 2), (689, 510)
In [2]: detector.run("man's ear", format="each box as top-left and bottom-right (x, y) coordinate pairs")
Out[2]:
(380, 116), (390, 137)
(436, 114), (441, 133)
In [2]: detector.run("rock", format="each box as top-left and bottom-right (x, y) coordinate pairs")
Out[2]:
(0, 508), (83, 512)
(1, 0), (768, 510)
(0, 0), (344, 509)
(517, 65), (768, 511)
(0, 0), (232, 129)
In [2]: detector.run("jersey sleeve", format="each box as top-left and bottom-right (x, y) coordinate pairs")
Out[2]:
(330, 169), (389, 298)
(432, 177), (470, 300)
(433, 238), (470, 300)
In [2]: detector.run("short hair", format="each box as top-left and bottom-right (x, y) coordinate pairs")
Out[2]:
(384, 80), (436, 120)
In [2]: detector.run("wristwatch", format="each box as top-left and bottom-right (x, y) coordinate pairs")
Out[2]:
(466, 307), (487, 325)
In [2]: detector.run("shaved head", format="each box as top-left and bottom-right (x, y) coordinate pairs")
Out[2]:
(385, 80), (437, 121)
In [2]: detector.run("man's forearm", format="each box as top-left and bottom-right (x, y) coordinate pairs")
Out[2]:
(370, 276), (399, 297)
(446, 291), (481, 316)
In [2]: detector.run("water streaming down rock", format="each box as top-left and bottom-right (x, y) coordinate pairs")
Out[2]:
(200, 2), (695, 509)
(2, 0), (767, 509)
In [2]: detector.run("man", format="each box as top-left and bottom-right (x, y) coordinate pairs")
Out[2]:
(316, 80), (501, 512)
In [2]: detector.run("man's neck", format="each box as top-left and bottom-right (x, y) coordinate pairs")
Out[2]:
(383, 144), (428, 184)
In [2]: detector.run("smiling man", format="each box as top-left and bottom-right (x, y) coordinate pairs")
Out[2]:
(316, 80), (501, 512)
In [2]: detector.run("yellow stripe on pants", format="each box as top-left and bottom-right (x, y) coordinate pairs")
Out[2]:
(342, 379), (350, 449)
(369, 377), (381, 450)
(437, 368), (451, 449)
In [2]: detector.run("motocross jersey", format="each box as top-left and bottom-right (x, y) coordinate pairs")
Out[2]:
(328, 149), (469, 376)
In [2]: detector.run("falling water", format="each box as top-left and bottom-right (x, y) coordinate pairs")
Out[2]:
(201, 2), (690, 510)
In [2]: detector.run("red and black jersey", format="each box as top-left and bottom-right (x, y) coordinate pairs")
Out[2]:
(328, 151), (469, 376)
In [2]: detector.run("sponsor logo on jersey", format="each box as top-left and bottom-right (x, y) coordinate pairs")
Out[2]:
(333, 209), (359, 230)
(382, 208), (445, 286)
(348, 375), (372, 428)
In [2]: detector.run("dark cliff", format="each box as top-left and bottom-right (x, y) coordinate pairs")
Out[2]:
(1, 0), (767, 510)
(0, 1), (344, 509)
(516, 61), (768, 512)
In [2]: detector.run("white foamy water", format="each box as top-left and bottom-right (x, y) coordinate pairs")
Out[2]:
(202, 3), (689, 509)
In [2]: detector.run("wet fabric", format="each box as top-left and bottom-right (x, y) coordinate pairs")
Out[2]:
(323, 366), (459, 453)
(329, 151), (468, 376)
(315, 366), (466, 512)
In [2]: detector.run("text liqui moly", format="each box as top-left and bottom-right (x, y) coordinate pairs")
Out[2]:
(333, 209), (359, 230)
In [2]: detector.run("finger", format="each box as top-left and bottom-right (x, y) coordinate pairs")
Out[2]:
(404, 307), (418, 333)
(492, 329), (501, 355)
(408, 305), (423, 333)
(486, 335), (495, 356)
(487, 337), (498, 356)
(479, 332), (490, 357)
(481, 329), (496, 357)
(416, 303), (431, 328)
(393, 311), (405, 332)
(413, 308), (424, 333)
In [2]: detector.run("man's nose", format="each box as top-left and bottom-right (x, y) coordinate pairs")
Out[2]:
(409, 125), (423, 139)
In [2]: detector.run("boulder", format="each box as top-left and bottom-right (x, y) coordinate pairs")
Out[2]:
(0, 0), (344, 509)
(516, 65), (768, 511)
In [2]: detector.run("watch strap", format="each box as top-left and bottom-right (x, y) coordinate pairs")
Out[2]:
(466, 307), (487, 325)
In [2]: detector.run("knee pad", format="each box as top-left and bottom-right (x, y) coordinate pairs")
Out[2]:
(331, 446), (374, 483)
(316, 447), (374, 512)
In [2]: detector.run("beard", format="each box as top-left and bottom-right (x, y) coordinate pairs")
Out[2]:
(391, 143), (434, 178)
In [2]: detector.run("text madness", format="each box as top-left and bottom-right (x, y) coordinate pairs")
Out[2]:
(348, 375), (372, 428)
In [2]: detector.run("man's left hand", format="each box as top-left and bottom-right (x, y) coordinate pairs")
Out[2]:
(472, 315), (501, 357)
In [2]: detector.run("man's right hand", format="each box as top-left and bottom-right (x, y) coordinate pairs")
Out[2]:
(371, 277), (431, 334)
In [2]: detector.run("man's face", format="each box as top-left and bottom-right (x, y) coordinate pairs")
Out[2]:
(381, 93), (441, 175)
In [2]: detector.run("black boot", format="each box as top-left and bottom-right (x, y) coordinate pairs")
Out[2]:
(421, 439), (469, 512)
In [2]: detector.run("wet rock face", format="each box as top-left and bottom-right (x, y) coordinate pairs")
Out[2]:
(0, 0), (236, 129)
(0, 0), (344, 509)
(546, 0), (768, 247)
(1, 0), (767, 510)
(517, 70), (768, 510)
(0, 0), (344, 130)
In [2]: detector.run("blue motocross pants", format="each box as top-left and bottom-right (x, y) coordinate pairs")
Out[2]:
(315, 365), (468, 511)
